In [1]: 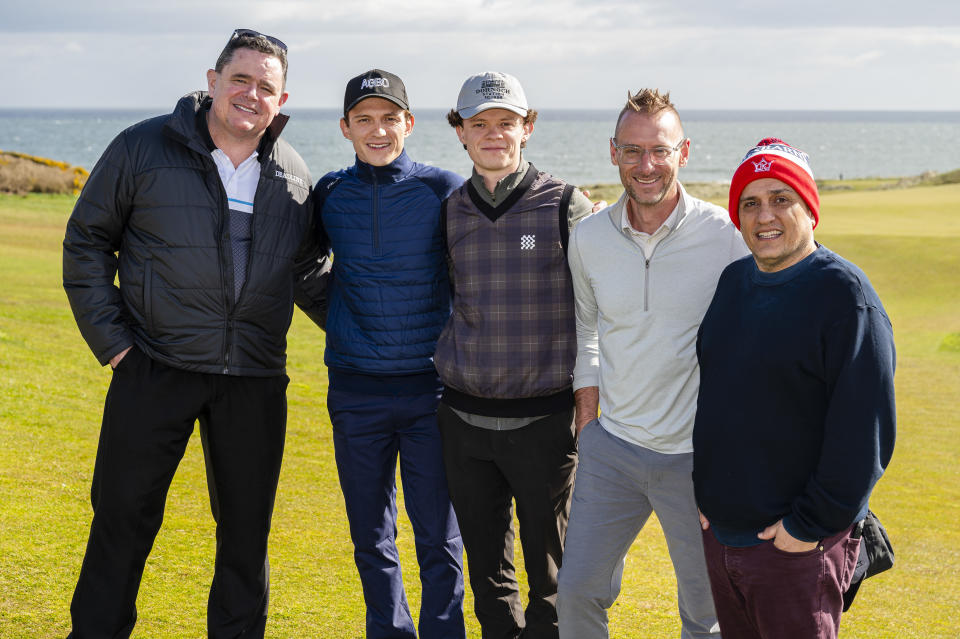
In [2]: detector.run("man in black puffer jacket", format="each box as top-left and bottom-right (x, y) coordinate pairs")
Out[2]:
(62, 29), (327, 639)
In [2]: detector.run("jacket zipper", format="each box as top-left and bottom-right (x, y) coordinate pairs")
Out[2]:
(644, 257), (651, 312)
(211, 164), (232, 374)
(642, 240), (664, 312)
(372, 173), (381, 256)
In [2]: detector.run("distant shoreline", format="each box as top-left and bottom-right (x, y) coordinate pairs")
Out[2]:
(2, 107), (959, 121)
(2, 147), (957, 201)
(581, 168), (960, 205)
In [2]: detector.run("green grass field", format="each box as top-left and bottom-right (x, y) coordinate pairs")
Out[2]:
(1, 184), (958, 637)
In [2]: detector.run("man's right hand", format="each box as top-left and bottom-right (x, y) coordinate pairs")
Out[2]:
(110, 346), (132, 369)
(574, 386), (600, 435)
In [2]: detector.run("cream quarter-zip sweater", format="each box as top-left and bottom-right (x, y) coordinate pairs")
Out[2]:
(568, 184), (747, 453)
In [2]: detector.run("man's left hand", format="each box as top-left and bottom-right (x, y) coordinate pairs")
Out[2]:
(757, 519), (819, 553)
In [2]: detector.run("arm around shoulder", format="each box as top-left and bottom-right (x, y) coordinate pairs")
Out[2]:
(567, 187), (597, 232)
(293, 188), (334, 329)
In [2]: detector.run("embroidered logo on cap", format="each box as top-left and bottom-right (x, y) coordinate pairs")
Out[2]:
(520, 234), (536, 250)
(752, 158), (774, 172)
(476, 78), (511, 99)
(361, 77), (389, 89)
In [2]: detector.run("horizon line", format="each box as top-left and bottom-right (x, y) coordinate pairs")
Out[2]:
(3, 106), (960, 114)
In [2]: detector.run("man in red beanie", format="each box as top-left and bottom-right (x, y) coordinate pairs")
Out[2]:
(692, 138), (897, 638)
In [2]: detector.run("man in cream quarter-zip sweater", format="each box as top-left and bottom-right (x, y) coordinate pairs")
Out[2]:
(557, 88), (747, 639)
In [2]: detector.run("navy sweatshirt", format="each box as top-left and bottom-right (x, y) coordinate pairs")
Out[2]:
(693, 246), (896, 546)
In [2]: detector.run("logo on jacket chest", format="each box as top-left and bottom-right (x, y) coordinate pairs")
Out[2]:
(275, 170), (307, 188)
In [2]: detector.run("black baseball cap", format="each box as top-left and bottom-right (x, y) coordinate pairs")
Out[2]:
(343, 69), (409, 117)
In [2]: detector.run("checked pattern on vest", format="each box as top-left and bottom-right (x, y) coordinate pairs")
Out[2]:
(436, 169), (576, 400)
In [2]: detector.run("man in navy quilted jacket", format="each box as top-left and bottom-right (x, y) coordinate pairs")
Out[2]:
(313, 69), (465, 639)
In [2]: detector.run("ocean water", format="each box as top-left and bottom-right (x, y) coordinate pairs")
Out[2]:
(2, 108), (958, 186)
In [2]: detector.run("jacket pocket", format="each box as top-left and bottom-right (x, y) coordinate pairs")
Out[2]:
(143, 258), (154, 335)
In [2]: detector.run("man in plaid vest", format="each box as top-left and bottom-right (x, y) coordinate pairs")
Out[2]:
(434, 71), (595, 639)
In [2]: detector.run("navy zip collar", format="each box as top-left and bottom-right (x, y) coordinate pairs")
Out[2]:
(353, 150), (415, 185)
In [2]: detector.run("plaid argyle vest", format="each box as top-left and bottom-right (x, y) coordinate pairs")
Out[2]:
(435, 166), (576, 407)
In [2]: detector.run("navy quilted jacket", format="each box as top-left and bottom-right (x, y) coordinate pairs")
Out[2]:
(318, 151), (463, 376)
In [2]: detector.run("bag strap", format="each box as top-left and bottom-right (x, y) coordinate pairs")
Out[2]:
(559, 184), (575, 255)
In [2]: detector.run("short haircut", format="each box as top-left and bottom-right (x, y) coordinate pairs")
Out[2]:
(215, 33), (288, 87)
(615, 88), (681, 136)
(446, 108), (539, 148)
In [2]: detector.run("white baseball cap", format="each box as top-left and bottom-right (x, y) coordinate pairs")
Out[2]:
(456, 71), (528, 119)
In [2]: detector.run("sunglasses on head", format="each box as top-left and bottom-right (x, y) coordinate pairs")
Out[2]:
(229, 28), (287, 53)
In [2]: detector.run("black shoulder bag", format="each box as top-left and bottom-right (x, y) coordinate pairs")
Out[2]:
(842, 510), (895, 611)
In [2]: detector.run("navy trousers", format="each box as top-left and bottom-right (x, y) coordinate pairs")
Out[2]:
(328, 388), (465, 639)
(68, 347), (288, 638)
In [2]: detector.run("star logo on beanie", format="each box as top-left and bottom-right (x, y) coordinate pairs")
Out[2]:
(752, 157), (774, 172)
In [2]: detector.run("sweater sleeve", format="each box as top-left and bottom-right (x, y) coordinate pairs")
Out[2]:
(568, 224), (600, 391)
(782, 304), (897, 540)
(62, 131), (137, 366)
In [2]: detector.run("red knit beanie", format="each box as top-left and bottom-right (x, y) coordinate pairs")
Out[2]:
(728, 138), (820, 229)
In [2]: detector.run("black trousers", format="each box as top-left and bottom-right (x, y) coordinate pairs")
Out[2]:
(68, 347), (288, 639)
(437, 403), (577, 639)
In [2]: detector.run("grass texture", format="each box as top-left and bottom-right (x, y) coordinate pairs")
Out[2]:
(1, 184), (958, 637)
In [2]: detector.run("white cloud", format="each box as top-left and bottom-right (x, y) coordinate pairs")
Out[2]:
(2, 2), (959, 110)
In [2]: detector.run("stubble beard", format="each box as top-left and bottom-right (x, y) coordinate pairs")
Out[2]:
(623, 166), (677, 210)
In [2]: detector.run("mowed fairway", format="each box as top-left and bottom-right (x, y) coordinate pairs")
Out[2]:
(1, 185), (958, 637)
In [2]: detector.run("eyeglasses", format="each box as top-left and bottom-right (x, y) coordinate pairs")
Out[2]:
(229, 28), (287, 53)
(611, 137), (686, 165)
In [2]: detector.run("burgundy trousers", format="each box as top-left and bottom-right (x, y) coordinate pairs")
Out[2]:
(701, 524), (860, 639)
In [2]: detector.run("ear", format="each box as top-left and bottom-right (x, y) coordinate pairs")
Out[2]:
(455, 125), (466, 147)
(339, 117), (352, 141)
(609, 138), (619, 167)
(404, 112), (415, 137)
(522, 120), (534, 142)
(678, 138), (690, 168)
(206, 69), (217, 93)
(278, 91), (289, 108)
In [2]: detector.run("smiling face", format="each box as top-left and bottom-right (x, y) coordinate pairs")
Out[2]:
(738, 177), (818, 272)
(340, 97), (414, 167)
(456, 108), (532, 183)
(206, 47), (287, 145)
(611, 109), (689, 221)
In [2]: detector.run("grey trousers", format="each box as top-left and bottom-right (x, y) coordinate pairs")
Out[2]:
(557, 420), (720, 639)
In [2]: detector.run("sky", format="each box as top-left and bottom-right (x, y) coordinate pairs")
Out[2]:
(3, 0), (960, 112)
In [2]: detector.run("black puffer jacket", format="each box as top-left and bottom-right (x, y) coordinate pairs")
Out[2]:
(63, 92), (327, 376)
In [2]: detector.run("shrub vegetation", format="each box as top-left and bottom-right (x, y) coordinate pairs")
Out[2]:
(0, 150), (89, 195)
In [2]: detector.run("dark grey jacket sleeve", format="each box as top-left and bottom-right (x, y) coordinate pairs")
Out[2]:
(62, 132), (137, 366)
